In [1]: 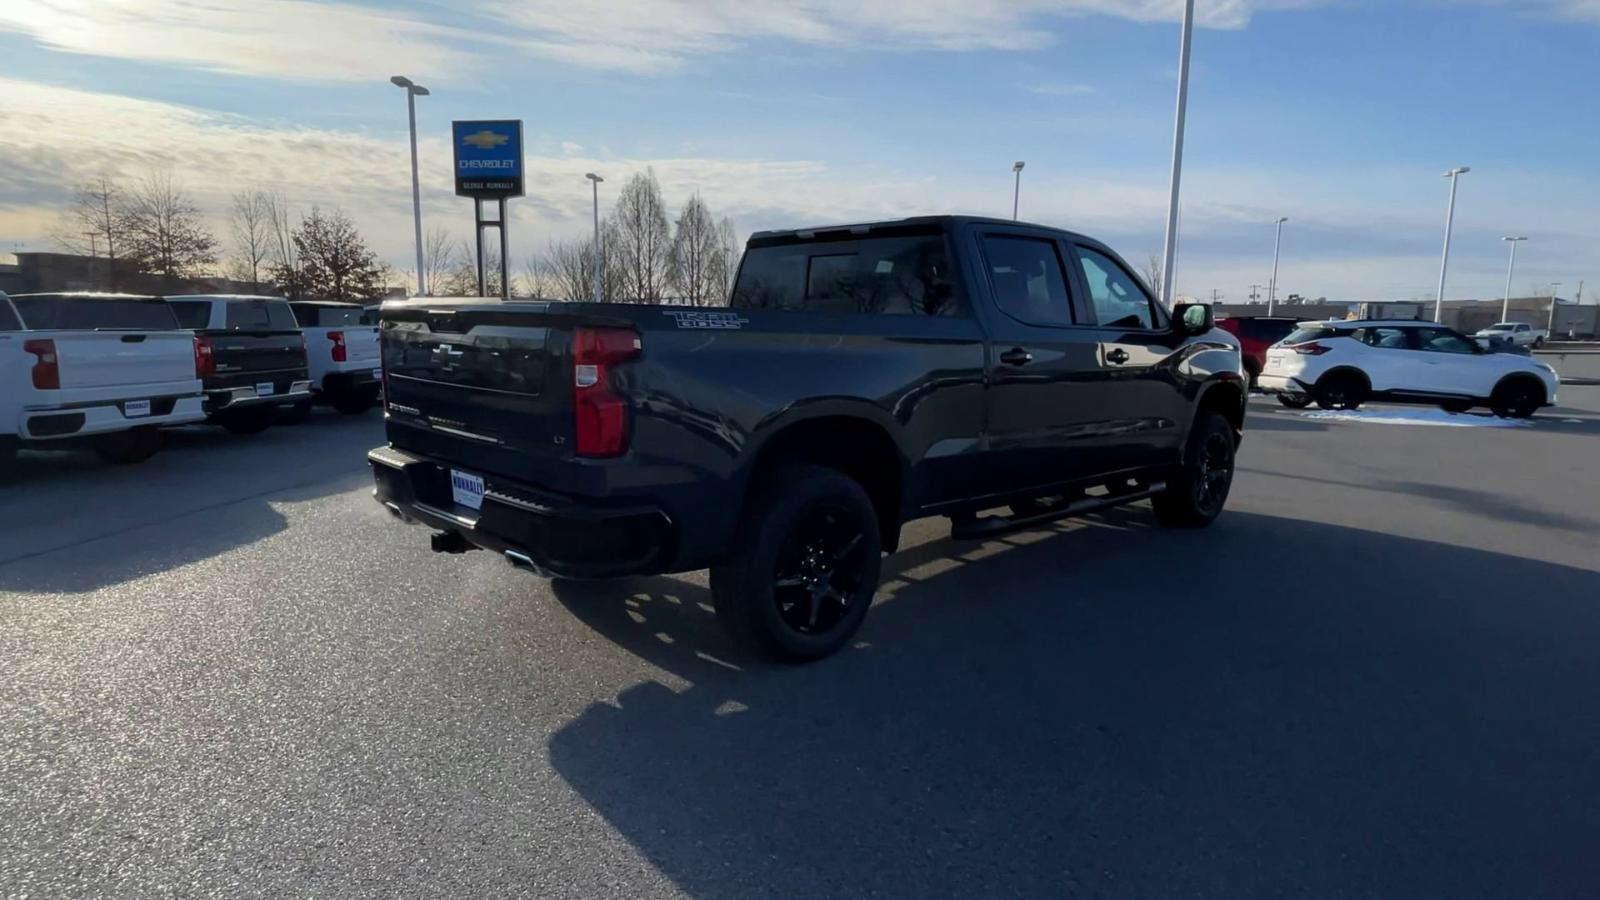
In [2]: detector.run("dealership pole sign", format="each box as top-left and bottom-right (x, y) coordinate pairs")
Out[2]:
(452, 120), (524, 198)
(452, 120), (523, 298)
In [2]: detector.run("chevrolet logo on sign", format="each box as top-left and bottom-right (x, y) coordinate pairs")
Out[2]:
(462, 130), (510, 150)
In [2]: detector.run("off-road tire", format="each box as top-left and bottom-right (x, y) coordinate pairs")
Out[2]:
(1153, 412), (1236, 528)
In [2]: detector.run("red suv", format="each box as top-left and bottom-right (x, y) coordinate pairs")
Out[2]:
(1218, 316), (1300, 386)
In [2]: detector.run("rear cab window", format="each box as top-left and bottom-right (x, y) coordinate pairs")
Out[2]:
(11, 295), (180, 331)
(169, 300), (212, 330)
(292, 304), (365, 328)
(731, 230), (963, 317)
(226, 299), (299, 331)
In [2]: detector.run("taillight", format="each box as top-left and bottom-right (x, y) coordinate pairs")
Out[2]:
(193, 335), (216, 378)
(572, 327), (641, 458)
(328, 330), (347, 362)
(1292, 341), (1332, 356)
(23, 338), (59, 390)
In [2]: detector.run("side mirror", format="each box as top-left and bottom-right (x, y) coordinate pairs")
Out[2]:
(1174, 303), (1213, 336)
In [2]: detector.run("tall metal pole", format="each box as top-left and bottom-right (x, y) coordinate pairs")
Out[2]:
(1435, 167), (1469, 322)
(498, 198), (510, 300)
(1547, 282), (1562, 333)
(1011, 161), (1025, 220)
(389, 79), (431, 295)
(1268, 217), (1287, 316)
(586, 174), (604, 303)
(474, 199), (486, 298)
(1500, 236), (1525, 323)
(1159, 0), (1196, 309)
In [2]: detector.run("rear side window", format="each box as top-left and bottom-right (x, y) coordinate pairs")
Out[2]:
(226, 299), (298, 331)
(12, 296), (179, 331)
(0, 299), (21, 331)
(981, 236), (1073, 327)
(731, 235), (962, 316)
(169, 301), (211, 330)
(1357, 326), (1411, 349)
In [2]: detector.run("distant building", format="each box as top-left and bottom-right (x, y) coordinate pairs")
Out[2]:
(0, 251), (271, 297)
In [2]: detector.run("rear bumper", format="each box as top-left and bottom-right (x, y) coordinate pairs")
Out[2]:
(320, 368), (382, 395)
(1256, 373), (1309, 395)
(204, 379), (314, 412)
(368, 444), (676, 579)
(18, 395), (206, 441)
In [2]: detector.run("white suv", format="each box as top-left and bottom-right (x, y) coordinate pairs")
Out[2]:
(1259, 320), (1559, 418)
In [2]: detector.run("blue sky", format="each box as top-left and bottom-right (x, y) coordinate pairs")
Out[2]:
(0, 0), (1596, 301)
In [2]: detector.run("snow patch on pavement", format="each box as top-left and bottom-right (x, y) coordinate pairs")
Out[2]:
(1298, 409), (1533, 428)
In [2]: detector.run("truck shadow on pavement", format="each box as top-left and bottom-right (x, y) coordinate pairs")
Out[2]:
(548, 510), (1600, 898)
(0, 413), (378, 593)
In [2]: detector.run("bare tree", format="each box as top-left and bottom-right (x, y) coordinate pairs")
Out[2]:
(438, 239), (510, 297)
(228, 190), (273, 289)
(422, 226), (457, 296)
(263, 191), (305, 298)
(520, 253), (561, 299)
(710, 216), (741, 306)
(292, 206), (385, 301)
(120, 170), (218, 283)
(57, 176), (129, 288)
(611, 169), (671, 302)
(669, 196), (720, 305)
(1140, 253), (1164, 299)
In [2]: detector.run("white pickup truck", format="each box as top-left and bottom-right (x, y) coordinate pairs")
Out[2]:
(1, 292), (206, 471)
(289, 301), (382, 414)
(1474, 322), (1547, 349)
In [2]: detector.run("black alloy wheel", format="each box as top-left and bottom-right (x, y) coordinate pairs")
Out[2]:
(770, 503), (868, 635)
(1153, 412), (1235, 528)
(711, 464), (882, 662)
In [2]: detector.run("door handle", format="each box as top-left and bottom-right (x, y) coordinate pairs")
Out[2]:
(1106, 348), (1130, 365)
(999, 347), (1033, 366)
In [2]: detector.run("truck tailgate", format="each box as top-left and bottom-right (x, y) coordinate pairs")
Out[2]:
(207, 331), (306, 378)
(52, 331), (198, 389)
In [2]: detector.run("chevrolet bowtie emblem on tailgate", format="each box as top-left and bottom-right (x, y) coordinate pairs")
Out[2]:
(461, 130), (509, 150)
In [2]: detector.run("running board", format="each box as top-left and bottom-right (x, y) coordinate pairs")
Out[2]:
(949, 482), (1167, 541)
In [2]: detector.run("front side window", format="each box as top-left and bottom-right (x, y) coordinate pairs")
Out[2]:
(731, 235), (961, 316)
(1074, 246), (1157, 330)
(981, 236), (1073, 327)
(1416, 327), (1477, 354)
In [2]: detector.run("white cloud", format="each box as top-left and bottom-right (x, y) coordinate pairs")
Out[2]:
(0, 0), (473, 82)
(0, 0), (1330, 80)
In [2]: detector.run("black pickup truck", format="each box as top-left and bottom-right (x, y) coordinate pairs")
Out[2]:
(370, 216), (1246, 660)
(167, 295), (313, 434)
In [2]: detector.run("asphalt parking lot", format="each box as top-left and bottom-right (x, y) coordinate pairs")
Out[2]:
(4, 392), (1600, 899)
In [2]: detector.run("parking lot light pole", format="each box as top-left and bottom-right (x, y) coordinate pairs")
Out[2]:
(1267, 217), (1288, 316)
(1159, 0), (1196, 309)
(1500, 236), (1527, 323)
(1011, 161), (1025, 220)
(585, 173), (604, 303)
(1435, 166), (1469, 322)
(391, 75), (430, 295)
